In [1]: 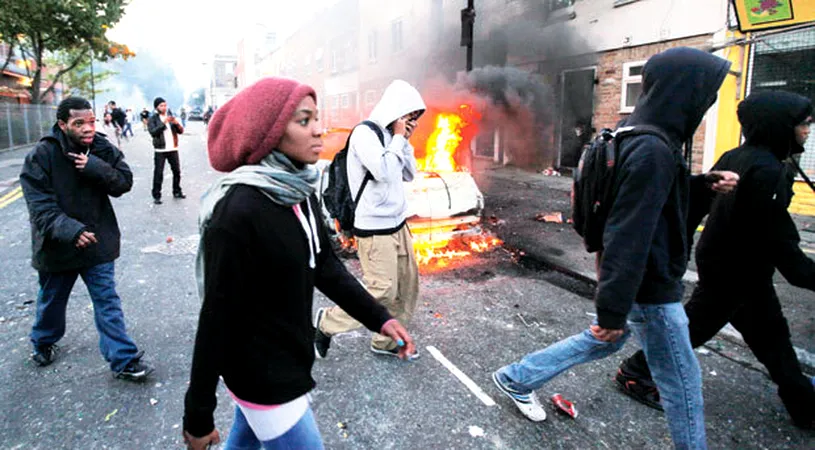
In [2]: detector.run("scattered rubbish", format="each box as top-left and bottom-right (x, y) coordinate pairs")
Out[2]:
(535, 212), (564, 223)
(487, 215), (506, 226)
(697, 348), (711, 355)
(585, 312), (597, 317)
(552, 394), (578, 418)
(166, 236), (174, 243)
(516, 313), (540, 328)
(513, 304), (519, 308)
(434, 312), (443, 319)
(0, 317), (5, 323)
(172, 424), (180, 429)
(468, 426), (485, 437)
(541, 167), (561, 177)
(337, 422), (347, 430)
(104, 409), (118, 422)
(710, 370), (717, 376)
(23, 300), (34, 305)
(424, 302), (430, 307)
(155, 382), (163, 388)
(149, 398), (159, 406)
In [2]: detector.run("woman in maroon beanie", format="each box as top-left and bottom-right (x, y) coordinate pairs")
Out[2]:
(182, 77), (416, 450)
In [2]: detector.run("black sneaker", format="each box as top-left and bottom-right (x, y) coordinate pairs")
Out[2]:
(32, 344), (59, 367)
(153, 198), (162, 205)
(615, 367), (663, 411)
(313, 308), (331, 359)
(115, 356), (154, 382)
(173, 192), (186, 199)
(370, 345), (420, 360)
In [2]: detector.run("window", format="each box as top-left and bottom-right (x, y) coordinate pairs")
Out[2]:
(391, 19), (404, 53)
(364, 90), (377, 106)
(330, 96), (339, 110)
(315, 48), (323, 72)
(620, 61), (645, 113)
(340, 94), (350, 109)
(368, 30), (378, 63)
(304, 55), (311, 76)
(330, 49), (338, 73)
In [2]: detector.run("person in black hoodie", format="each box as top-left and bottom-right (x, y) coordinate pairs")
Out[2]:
(19, 97), (152, 381)
(493, 48), (732, 449)
(617, 91), (815, 430)
(182, 78), (416, 450)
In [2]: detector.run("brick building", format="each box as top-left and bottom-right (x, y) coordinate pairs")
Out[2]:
(257, 0), (734, 172)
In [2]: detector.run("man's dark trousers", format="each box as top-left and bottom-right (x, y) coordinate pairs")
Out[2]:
(152, 151), (182, 200)
(623, 275), (815, 426)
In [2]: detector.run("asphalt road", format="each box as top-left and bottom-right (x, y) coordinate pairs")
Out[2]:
(0, 123), (812, 449)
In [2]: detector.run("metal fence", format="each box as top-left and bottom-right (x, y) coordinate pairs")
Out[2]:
(0, 103), (57, 152)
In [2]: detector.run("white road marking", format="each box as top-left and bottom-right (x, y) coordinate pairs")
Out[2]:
(426, 345), (496, 407)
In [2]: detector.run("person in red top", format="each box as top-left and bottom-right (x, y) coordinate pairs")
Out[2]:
(182, 77), (416, 450)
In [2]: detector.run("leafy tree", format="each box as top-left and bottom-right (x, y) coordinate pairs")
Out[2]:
(47, 49), (118, 99)
(0, 1), (135, 104)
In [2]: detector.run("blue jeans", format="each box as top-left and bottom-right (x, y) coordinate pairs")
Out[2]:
(497, 302), (706, 450)
(226, 406), (324, 450)
(30, 262), (140, 373)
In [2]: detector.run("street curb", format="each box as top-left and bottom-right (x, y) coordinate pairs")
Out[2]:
(518, 246), (815, 375)
(0, 144), (34, 156)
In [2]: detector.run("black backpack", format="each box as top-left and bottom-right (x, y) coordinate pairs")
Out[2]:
(323, 120), (384, 231)
(571, 125), (672, 253)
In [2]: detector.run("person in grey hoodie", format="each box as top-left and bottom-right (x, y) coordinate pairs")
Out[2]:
(314, 79), (425, 359)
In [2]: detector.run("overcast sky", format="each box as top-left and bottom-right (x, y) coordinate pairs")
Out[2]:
(108, 0), (337, 95)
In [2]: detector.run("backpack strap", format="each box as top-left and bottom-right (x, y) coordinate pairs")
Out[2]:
(352, 121), (386, 205)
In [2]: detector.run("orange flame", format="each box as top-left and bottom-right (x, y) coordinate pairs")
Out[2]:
(416, 112), (465, 172)
(412, 232), (503, 271)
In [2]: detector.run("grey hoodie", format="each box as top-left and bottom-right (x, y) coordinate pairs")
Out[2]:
(348, 80), (426, 232)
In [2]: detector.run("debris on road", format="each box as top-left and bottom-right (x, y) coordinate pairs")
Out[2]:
(541, 168), (561, 177)
(487, 215), (506, 226)
(149, 398), (158, 406)
(552, 394), (578, 419)
(468, 426), (485, 437)
(535, 212), (564, 223)
(104, 409), (118, 422)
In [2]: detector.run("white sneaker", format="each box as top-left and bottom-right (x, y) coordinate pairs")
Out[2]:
(492, 371), (547, 422)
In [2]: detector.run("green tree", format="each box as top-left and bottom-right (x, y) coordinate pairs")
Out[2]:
(0, 1), (135, 104)
(47, 49), (118, 99)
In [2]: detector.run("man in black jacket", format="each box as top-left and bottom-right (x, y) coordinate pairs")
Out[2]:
(147, 97), (185, 204)
(19, 97), (152, 381)
(617, 91), (815, 430)
(493, 48), (731, 448)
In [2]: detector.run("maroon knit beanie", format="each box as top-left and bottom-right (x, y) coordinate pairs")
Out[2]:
(207, 77), (316, 172)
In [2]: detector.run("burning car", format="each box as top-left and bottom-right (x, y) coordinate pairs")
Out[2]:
(316, 106), (501, 270)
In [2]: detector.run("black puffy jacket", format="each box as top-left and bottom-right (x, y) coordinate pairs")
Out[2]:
(19, 125), (133, 272)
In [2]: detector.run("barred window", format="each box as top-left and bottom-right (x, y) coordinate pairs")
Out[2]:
(749, 26), (815, 176)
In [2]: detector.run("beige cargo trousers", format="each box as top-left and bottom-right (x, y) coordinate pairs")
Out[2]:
(319, 224), (419, 350)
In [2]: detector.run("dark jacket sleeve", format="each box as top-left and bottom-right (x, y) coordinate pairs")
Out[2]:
(147, 115), (166, 137)
(183, 226), (246, 437)
(595, 140), (678, 329)
(81, 144), (133, 197)
(686, 174), (715, 254)
(752, 167), (815, 291)
(19, 149), (85, 244)
(314, 208), (392, 332)
(171, 121), (184, 135)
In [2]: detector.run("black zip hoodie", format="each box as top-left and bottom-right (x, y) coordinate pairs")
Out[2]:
(695, 91), (815, 289)
(596, 48), (731, 329)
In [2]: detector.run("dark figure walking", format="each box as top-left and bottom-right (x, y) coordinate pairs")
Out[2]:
(617, 91), (815, 430)
(19, 97), (152, 381)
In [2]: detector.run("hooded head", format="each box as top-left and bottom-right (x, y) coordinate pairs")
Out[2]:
(207, 77), (316, 172)
(626, 47), (731, 144)
(368, 80), (426, 130)
(737, 91), (812, 160)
